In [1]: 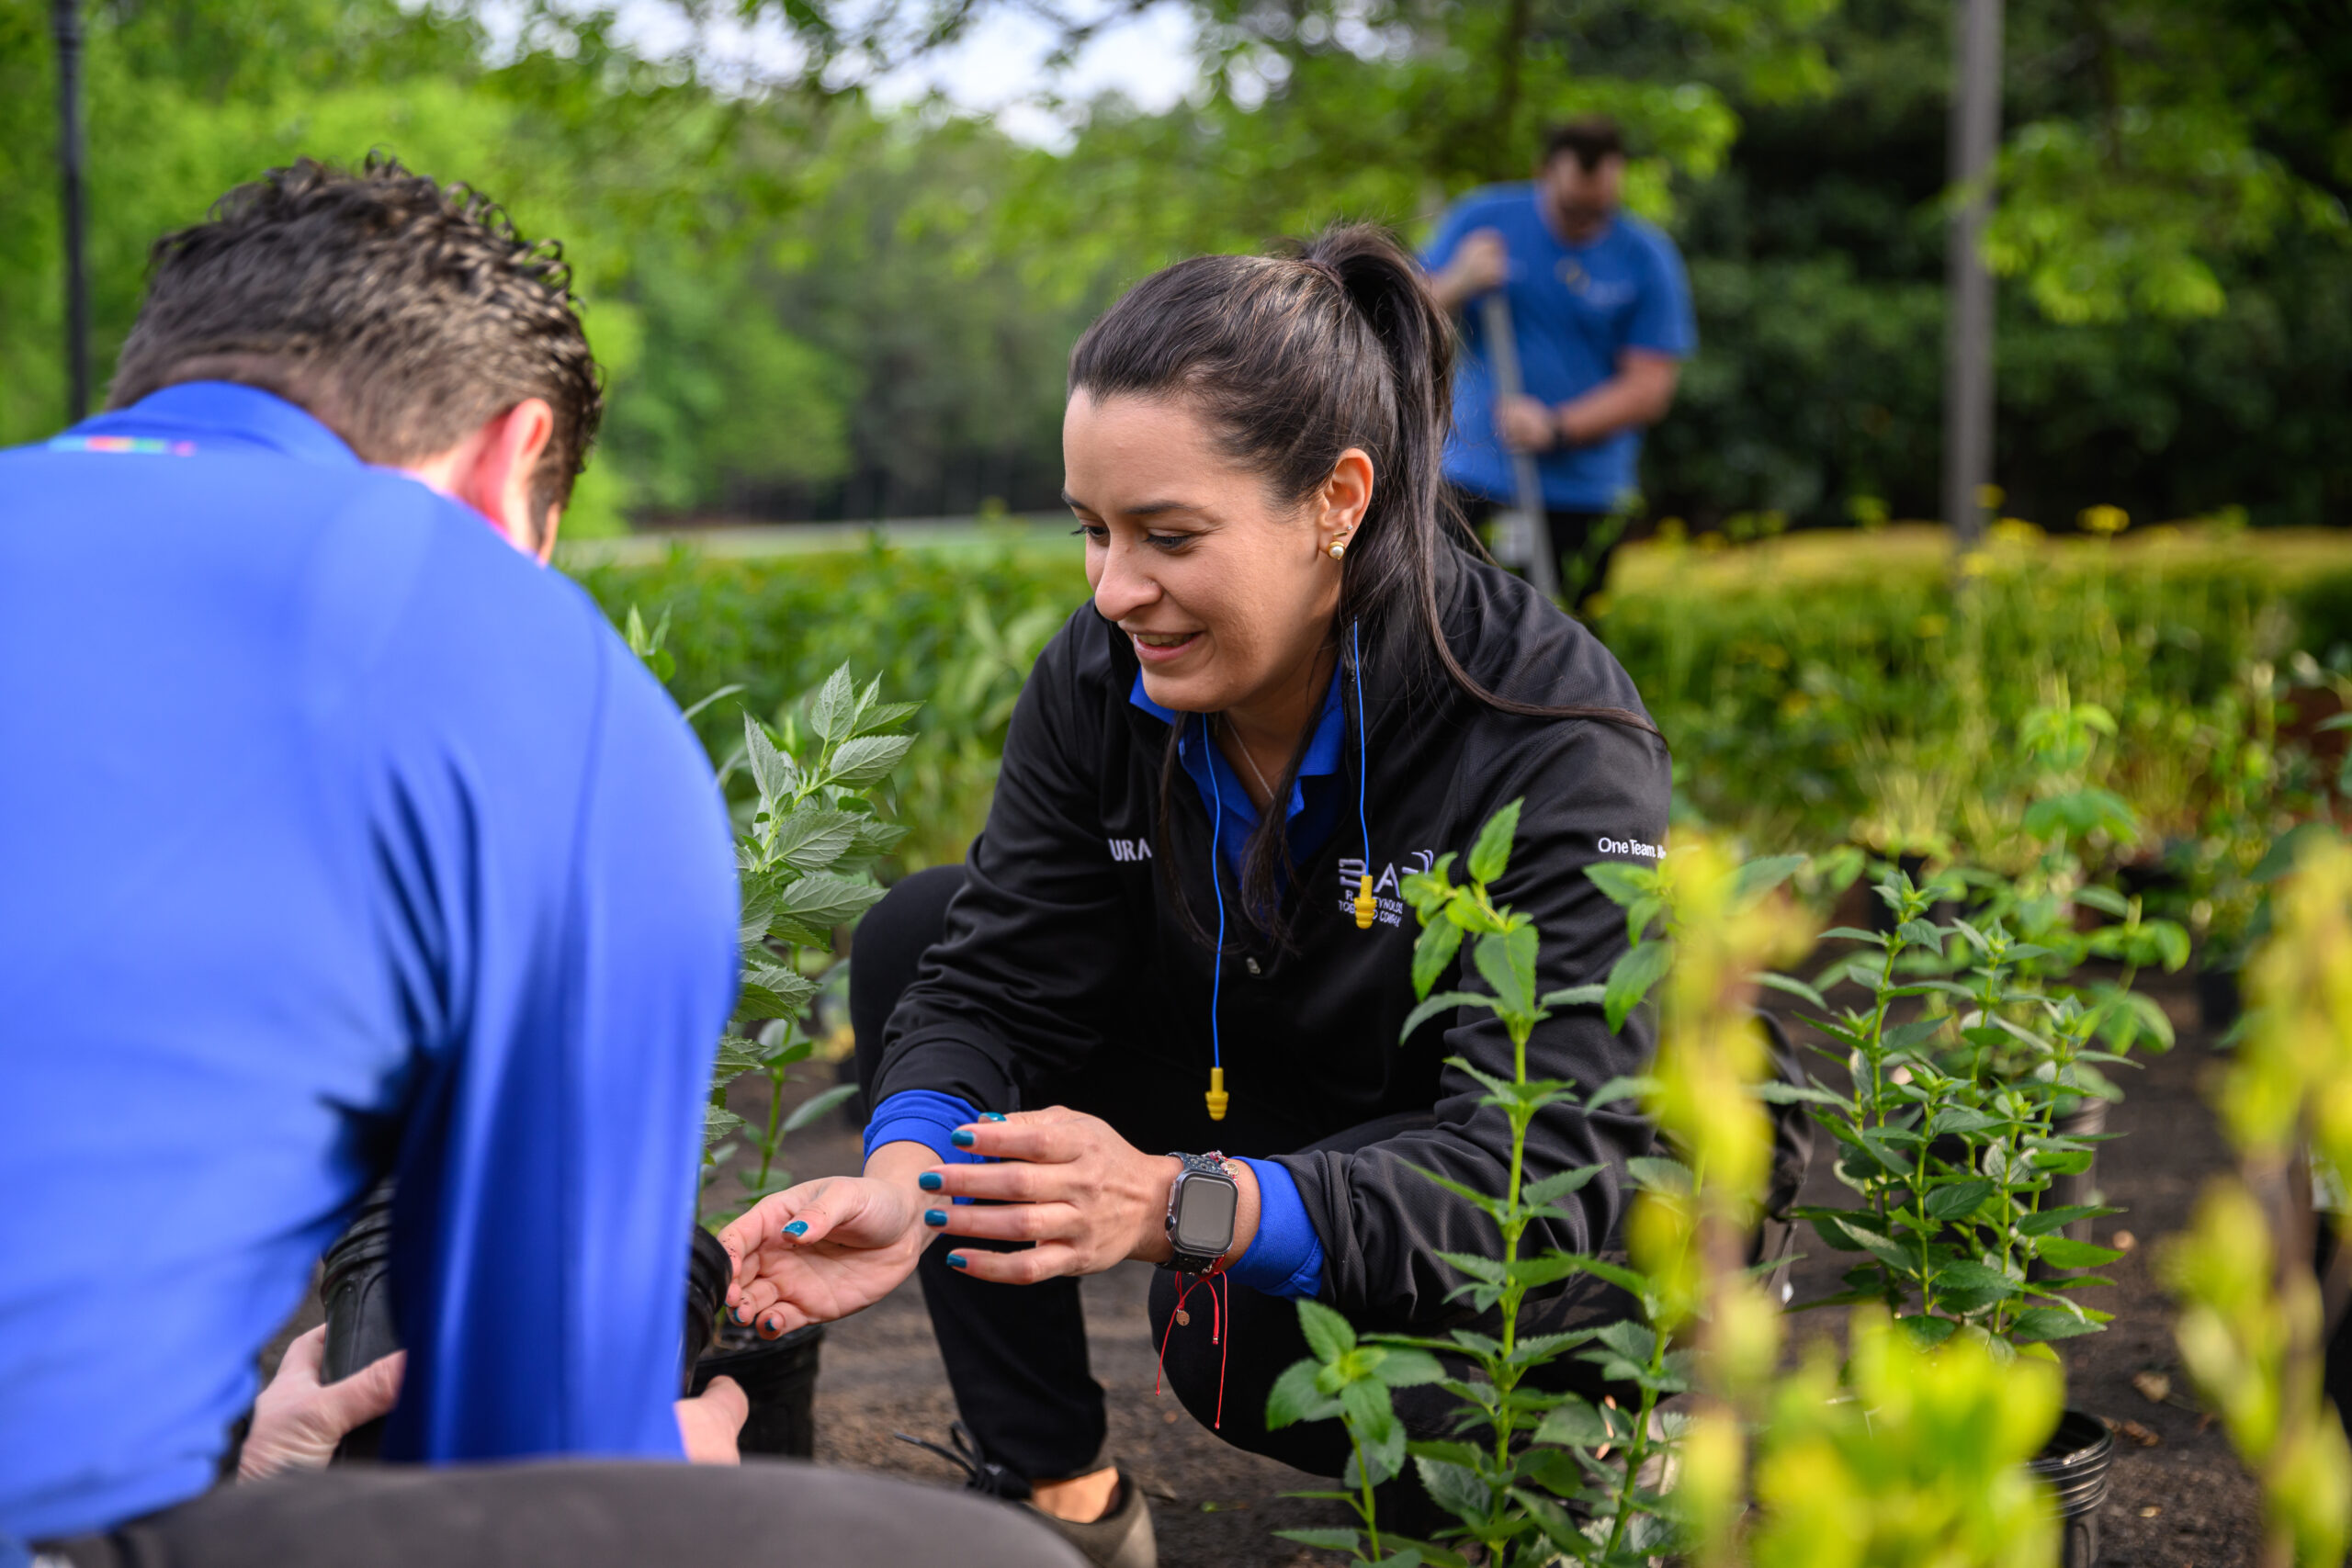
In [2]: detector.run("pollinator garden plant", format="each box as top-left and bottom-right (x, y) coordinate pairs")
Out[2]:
(627, 609), (914, 1221)
(1266, 805), (1810, 1567)
(1265, 813), (2100, 1567)
(2164, 837), (2352, 1568)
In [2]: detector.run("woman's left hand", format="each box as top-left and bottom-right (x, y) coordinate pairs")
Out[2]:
(920, 1108), (1198, 1283)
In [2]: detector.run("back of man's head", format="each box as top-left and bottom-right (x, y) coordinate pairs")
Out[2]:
(108, 153), (601, 526)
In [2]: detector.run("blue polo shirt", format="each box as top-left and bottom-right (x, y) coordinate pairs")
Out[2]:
(0, 385), (738, 1550)
(861, 674), (1338, 1302)
(1425, 185), (1696, 512)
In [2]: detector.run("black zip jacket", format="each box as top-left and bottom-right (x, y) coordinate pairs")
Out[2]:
(872, 546), (1672, 1327)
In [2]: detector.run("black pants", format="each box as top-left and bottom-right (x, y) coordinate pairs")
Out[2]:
(34, 1460), (1085, 1568)
(1452, 488), (1627, 611)
(851, 866), (1644, 1500)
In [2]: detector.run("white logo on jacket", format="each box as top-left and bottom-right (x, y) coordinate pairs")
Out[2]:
(1337, 851), (1433, 929)
(1597, 836), (1666, 861)
(1107, 837), (1153, 863)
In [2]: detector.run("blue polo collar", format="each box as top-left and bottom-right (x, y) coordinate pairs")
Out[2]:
(51, 381), (362, 468)
(1128, 667), (1344, 851)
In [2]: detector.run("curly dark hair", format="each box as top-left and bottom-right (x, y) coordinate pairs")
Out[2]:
(108, 152), (602, 528)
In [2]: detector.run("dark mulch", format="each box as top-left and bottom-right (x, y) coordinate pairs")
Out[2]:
(253, 969), (2261, 1566)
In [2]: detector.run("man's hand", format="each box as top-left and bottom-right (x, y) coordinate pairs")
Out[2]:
(676, 1375), (748, 1464)
(1497, 394), (1559, 454)
(1430, 227), (1510, 311)
(917, 1109), (1257, 1285)
(238, 1325), (403, 1480)
(719, 1163), (930, 1337)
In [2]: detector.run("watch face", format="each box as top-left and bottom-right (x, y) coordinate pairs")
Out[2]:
(1172, 1172), (1239, 1255)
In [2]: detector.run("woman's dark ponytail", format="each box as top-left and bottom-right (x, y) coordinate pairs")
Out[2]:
(1070, 223), (1658, 952)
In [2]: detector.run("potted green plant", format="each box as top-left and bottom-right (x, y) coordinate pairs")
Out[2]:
(675, 656), (916, 1456)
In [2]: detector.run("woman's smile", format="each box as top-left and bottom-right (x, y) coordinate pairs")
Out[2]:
(1126, 626), (1203, 663)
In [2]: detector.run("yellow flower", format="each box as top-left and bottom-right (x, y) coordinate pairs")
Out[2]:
(2080, 503), (2130, 536)
(1975, 482), (2006, 511)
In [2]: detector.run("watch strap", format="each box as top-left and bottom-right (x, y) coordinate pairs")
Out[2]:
(1163, 1150), (1234, 1275)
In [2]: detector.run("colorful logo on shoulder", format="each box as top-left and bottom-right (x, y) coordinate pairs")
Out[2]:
(49, 435), (197, 457)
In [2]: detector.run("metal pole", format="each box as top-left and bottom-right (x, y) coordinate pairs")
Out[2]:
(1941, 0), (2002, 549)
(53, 0), (91, 425)
(1477, 292), (1563, 601)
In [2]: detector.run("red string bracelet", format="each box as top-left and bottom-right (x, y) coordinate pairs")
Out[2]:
(1153, 1260), (1232, 1429)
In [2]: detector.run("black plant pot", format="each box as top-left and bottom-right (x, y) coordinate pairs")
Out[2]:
(2196, 966), (2242, 1034)
(684, 1228), (729, 1390)
(321, 1186), (744, 1458)
(2030, 1409), (2115, 1567)
(320, 1179), (401, 1461)
(692, 1319), (826, 1458)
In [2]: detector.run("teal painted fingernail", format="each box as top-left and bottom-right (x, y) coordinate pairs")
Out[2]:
(733, 1303), (752, 1324)
(784, 1220), (808, 1237)
(924, 1209), (947, 1227)
(951, 1129), (976, 1148)
(981, 1112), (1008, 1122)
(919, 1172), (944, 1191)
(945, 1252), (968, 1269)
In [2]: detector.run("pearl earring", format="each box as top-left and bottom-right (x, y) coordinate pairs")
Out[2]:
(1329, 537), (1349, 560)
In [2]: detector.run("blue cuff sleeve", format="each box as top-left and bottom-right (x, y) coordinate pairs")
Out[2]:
(1227, 1158), (1326, 1298)
(864, 1089), (984, 1169)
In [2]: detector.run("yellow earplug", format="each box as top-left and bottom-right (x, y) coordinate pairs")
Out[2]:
(1354, 873), (1376, 929)
(1204, 1066), (1228, 1122)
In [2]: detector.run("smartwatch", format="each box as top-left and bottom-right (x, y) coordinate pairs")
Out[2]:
(1162, 1151), (1240, 1275)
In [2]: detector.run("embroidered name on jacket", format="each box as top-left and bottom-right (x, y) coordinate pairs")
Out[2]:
(1107, 836), (1153, 862)
(1337, 852), (1433, 929)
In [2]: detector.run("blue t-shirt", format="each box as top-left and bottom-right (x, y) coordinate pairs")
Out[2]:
(1424, 186), (1697, 512)
(0, 385), (739, 1548)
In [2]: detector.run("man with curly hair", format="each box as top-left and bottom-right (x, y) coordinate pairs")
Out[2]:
(0, 156), (1078, 1568)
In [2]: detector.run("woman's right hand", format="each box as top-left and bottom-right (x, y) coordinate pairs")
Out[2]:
(718, 1151), (932, 1336)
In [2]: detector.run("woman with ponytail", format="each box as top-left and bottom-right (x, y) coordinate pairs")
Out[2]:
(722, 226), (1678, 1566)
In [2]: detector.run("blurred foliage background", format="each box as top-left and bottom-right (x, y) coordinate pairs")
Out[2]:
(3, 0), (2347, 534)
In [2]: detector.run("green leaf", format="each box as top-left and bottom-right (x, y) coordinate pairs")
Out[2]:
(2018, 1204), (2120, 1236)
(678, 682), (745, 724)
(2075, 885), (2130, 917)
(2010, 1306), (2103, 1342)
(2032, 1235), (2125, 1269)
(1373, 1348), (1447, 1388)
(765, 808), (864, 872)
(780, 1082), (858, 1134)
(742, 714), (796, 804)
(1296, 1299), (1357, 1363)
(1936, 1259), (2019, 1294)
(1584, 1075), (1659, 1111)
(1603, 939), (1673, 1032)
(1467, 798), (1523, 886)
(1272, 1529), (1363, 1551)
(1583, 858), (1656, 909)
(1399, 989), (1490, 1043)
(1533, 1393), (1611, 1448)
(1732, 853), (1808, 906)
(1266, 1359), (1342, 1427)
(1414, 1455), (1489, 1522)
(1924, 1179), (1996, 1221)
(1754, 1079), (1844, 1107)
(1473, 924), (1540, 1022)
(1538, 983), (1606, 1010)
(854, 699), (922, 736)
(823, 732), (915, 788)
(704, 1102), (747, 1146)
(771, 873), (887, 935)
(1412, 917), (1465, 1000)
(1894, 1314), (1961, 1347)
(1521, 1166), (1604, 1208)
(1626, 1156), (1694, 1197)
(1929, 1107), (2005, 1136)
(1756, 971), (1827, 1008)
(808, 665), (857, 743)
(1818, 925), (1890, 945)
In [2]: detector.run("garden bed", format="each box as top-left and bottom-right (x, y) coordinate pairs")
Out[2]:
(738, 968), (2259, 1568)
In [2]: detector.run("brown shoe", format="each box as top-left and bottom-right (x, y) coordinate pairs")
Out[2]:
(894, 1427), (1155, 1568)
(1026, 1472), (1155, 1568)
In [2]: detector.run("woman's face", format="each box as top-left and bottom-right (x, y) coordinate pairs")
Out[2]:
(1063, 389), (1371, 719)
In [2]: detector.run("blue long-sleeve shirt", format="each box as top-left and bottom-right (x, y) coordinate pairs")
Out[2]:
(0, 384), (738, 1548)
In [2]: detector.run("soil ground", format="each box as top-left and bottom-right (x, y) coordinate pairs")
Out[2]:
(260, 970), (2263, 1566)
